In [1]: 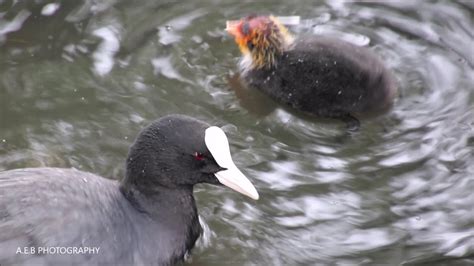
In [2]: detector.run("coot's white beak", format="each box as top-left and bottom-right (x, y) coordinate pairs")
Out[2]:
(205, 126), (259, 200)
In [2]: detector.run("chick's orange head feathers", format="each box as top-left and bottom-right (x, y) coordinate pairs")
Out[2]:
(227, 15), (294, 69)
(226, 16), (273, 53)
(226, 16), (293, 55)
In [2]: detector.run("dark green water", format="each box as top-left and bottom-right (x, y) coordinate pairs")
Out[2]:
(1, 0), (473, 265)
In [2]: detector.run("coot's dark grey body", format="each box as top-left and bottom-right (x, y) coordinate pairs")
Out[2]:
(1, 167), (198, 265)
(0, 115), (258, 265)
(242, 37), (397, 124)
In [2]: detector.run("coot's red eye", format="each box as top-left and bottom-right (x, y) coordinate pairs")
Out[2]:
(193, 152), (204, 161)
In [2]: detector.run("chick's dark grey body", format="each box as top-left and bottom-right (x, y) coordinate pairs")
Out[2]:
(0, 167), (200, 266)
(242, 37), (397, 120)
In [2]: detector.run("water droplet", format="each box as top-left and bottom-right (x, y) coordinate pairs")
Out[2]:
(124, 136), (128, 140)
(165, 25), (172, 31)
(415, 216), (421, 220)
(81, 97), (85, 100)
(1, 139), (6, 143)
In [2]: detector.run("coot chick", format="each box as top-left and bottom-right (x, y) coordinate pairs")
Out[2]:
(226, 15), (397, 130)
(0, 115), (259, 265)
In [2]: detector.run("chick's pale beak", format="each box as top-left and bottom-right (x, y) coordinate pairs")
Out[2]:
(225, 20), (242, 38)
(205, 126), (259, 200)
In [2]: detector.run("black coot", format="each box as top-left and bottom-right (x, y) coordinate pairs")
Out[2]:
(227, 15), (398, 130)
(0, 115), (259, 265)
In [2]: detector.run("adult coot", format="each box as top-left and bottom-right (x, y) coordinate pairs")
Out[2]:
(226, 15), (397, 130)
(0, 115), (259, 265)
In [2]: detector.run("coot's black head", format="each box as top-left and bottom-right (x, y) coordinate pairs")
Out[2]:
(123, 114), (258, 199)
(226, 15), (294, 69)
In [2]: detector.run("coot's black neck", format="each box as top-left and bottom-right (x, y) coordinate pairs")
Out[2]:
(120, 179), (193, 211)
(119, 178), (202, 262)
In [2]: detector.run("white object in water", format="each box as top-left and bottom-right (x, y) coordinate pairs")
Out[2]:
(226, 15), (301, 30)
(41, 3), (60, 16)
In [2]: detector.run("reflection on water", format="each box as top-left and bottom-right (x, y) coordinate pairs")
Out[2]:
(92, 26), (120, 76)
(0, 0), (473, 265)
